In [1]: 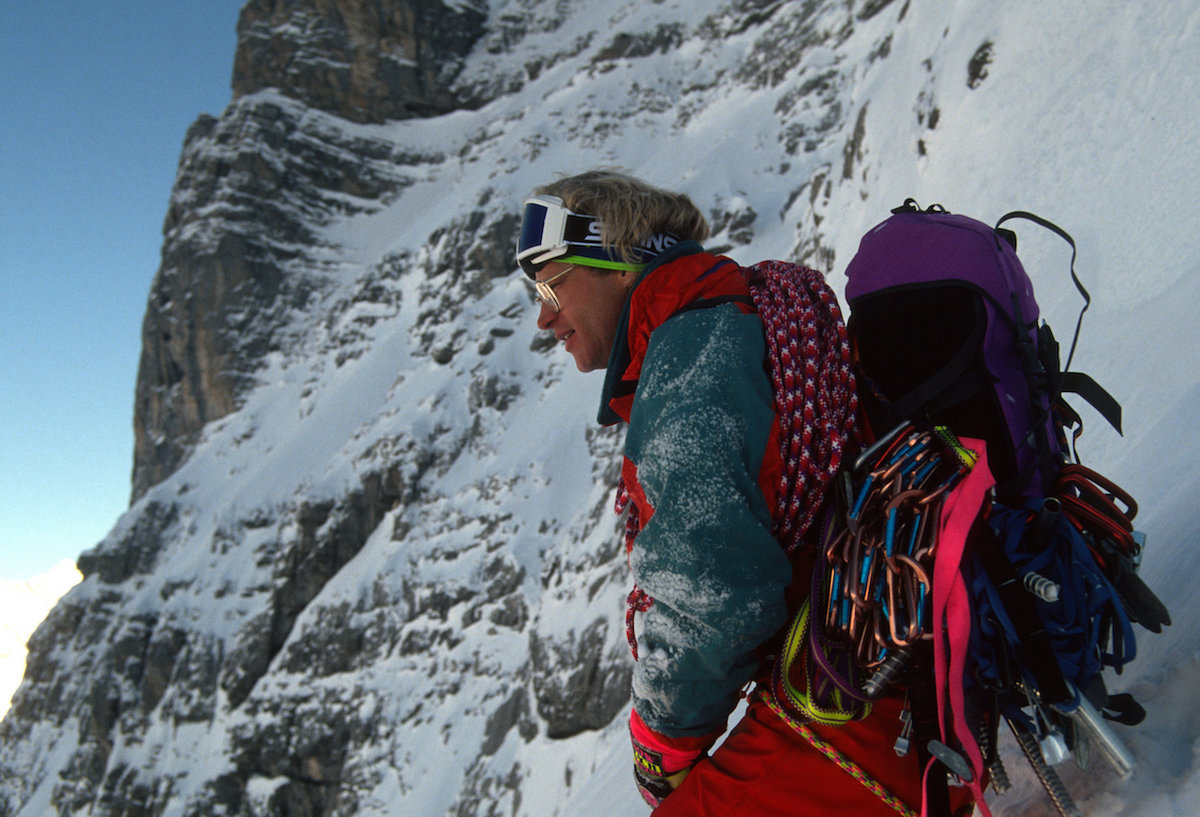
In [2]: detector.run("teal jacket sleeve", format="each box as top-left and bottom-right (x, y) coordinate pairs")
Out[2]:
(623, 304), (791, 738)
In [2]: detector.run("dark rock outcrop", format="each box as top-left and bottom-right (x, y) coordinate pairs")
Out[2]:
(232, 0), (489, 123)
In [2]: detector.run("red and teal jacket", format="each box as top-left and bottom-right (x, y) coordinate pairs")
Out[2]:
(598, 241), (792, 766)
(598, 244), (970, 817)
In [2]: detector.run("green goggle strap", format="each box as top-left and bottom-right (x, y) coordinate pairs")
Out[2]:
(560, 254), (646, 273)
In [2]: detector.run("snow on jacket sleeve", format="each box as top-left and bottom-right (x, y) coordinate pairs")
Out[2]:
(623, 304), (791, 738)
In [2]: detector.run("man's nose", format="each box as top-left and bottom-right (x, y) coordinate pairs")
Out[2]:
(536, 301), (556, 330)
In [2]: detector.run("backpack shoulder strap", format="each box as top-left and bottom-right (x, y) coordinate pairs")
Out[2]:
(1061, 371), (1123, 434)
(994, 210), (1087, 372)
(995, 211), (1123, 436)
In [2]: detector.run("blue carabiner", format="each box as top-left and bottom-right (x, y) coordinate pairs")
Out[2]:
(912, 457), (940, 489)
(850, 474), (875, 521)
(906, 511), (922, 555)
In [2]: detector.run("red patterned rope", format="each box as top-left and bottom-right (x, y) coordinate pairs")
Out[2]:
(616, 478), (651, 659)
(625, 586), (654, 661)
(745, 261), (859, 552)
(614, 476), (641, 555)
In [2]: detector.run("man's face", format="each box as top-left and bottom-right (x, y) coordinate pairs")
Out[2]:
(535, 262), (632, 372)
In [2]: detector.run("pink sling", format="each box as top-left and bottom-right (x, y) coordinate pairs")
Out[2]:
(925, 437), (995, 817)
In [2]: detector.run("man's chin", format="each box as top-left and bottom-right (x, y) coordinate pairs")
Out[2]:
(572, 352), (603, 373)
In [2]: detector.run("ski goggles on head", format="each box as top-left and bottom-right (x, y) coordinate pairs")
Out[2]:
(517, 195), (598, 277)
(516, 194), (681, 278)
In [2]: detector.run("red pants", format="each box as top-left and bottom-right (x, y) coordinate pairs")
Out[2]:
(653, 694), (975, 816)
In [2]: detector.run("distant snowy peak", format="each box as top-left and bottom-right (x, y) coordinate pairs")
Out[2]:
(0, 560), (81, 714)
(0, 560), (82, 637)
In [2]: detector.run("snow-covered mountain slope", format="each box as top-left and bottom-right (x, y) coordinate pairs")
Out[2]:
(2, 1), (1198, 816)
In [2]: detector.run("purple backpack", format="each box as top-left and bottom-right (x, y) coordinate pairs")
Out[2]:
(844, 199), (1121, 500)
(830, 201), (1168, 817)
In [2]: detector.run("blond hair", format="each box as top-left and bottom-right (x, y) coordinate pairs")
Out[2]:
(534, 169), (710, 268)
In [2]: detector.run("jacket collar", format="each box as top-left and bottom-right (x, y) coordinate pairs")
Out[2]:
(597, 241), (747, 425)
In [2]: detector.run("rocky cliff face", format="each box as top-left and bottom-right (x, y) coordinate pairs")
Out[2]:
(1, 0), (952, 815)
(232, 0), (489, 122)
(133, 0), (489, 500)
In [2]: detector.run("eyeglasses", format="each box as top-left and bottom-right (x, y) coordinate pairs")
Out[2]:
(533, 265), (577, 312)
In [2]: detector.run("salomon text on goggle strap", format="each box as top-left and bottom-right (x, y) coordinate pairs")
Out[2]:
(516, 195), (680, 277)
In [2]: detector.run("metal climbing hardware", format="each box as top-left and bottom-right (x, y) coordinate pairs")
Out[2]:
(894, 707), (913, 757)
(820, 424), (973, 678)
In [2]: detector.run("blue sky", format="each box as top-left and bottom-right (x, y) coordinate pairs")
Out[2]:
(0, 2), (247, 579)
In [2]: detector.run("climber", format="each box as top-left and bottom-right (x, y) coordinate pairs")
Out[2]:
(515, 169), (973, 816)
